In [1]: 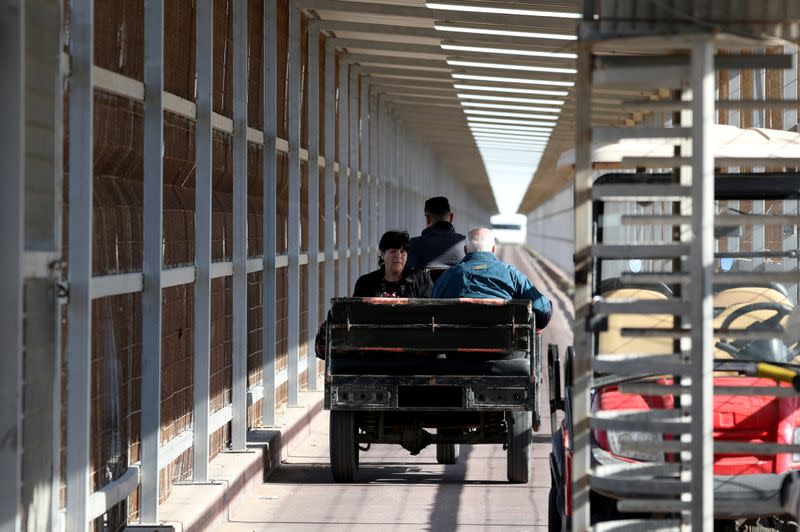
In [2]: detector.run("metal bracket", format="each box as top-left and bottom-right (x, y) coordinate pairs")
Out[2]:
(56, 281), (69, 303)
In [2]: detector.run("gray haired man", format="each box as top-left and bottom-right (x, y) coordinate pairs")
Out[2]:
(432, 227), (552, 331)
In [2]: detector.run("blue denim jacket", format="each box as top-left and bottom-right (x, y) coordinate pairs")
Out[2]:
(432, 251), (553, 329)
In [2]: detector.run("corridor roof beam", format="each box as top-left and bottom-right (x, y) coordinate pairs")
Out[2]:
(318, 20), (440, 39)
(329, 38), (443, 56)
(299, 0), (430, 18)
(347, 54), (448, 69)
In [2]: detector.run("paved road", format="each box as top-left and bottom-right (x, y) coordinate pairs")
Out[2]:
(223, 246), (574, 532)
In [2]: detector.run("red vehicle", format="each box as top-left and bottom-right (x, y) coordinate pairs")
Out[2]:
(548, 173), (800, 531)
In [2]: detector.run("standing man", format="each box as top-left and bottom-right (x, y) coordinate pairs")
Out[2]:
(407, 196), (466, 282)
(433, 227), (552, 331)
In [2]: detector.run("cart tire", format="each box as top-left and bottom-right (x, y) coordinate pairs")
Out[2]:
(330, 410), (358, 482)
(436, 429), (460, 464)
(548, 484), (560, 532)
(507, 411), (532, 483)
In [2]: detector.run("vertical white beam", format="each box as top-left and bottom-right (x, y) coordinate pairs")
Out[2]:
(231, 0), (248, 450)
(369, 90), (379, 258)
(65, 0), (92, 528)
(359, 78), (370, 274)
(751, 199), (765, 271)
(262, 0), (278, 426)
(306, 20), (320, 391)
(286, 4), (301, 406)
(323, 39), (336, 311)
(690, 38), (714, 530)
(571, 42), (593, 532)
(0, 3), (24, 530)
(337, 61), (349, 296)
(349, 68), (359, 291)
(378, 99), (386, 236)
(141, 0), (164, 522)
(192, 0), (213, 481)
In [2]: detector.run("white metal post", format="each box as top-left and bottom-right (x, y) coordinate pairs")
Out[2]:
(262, 0), (278, 426)
(571, 42), (593, 532)
(231, 0), (248, 449)
(141, 0), (164, 522)
(323, 39), (336, 309)
(306, 20), (320, 391)
(65, 0), (92, 527)
(349, 67), (360, 291)
(337, 61), (349, 296)
(359, 77), (370, 275)
(369, 90), (379, 261)
(286, 4), (301, 406)
(0, 3), (25, 530)
(378, 99), (387, 236)
(192, 0), (213, 481)
(690, 38), (715, 530)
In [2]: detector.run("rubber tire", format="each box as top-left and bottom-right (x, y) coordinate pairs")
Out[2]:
(330, 410), (358, 482)
(436, 429), (460, 464)
(548, 484), (561, 532)
(507, 410), (532, 483)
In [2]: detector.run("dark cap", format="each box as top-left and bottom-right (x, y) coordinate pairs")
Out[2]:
(424, 196), (451, 215)
(378, 230), (410, 252)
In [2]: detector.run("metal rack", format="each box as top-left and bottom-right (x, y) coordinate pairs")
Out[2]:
(572, 3), (800, 530)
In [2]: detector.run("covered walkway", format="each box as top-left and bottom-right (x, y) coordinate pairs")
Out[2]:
(2, 0), (578, 530)
(7, 1), (800, 531)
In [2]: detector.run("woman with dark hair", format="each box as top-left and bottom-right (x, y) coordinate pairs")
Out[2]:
(352, 230), (433, 298)
(315, 230), (432, 358)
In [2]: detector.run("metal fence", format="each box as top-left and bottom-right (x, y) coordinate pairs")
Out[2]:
(2, 1), (491, 530)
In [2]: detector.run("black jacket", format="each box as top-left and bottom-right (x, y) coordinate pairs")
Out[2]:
(407, 221), (466, 278)
(352, 267), (433, 298)
(314, 267), (432, 358)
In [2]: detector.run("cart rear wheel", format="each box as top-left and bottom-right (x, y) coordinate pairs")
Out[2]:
(507, 411), (532, 483)
(436, 429), (460, 464)
(330, 410), (358, 482)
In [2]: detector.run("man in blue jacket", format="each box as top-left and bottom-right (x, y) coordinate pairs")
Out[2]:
(432, 227), (552, 330)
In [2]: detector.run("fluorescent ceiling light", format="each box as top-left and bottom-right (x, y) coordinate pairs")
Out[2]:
(476, 147), (546, 153)
(477, 143), (547, 150)
(464, 109), (559, 120)
(478, 145), (545, 152)
(473, 133), (551, 142)
(473, 128), (550, 136)
(469, 122), (553, 131)
(473, 129), (551, 138)
(447, 59), (576, 75)
(458, 93), (564, 105)
(461, 101), (561, 113)
(478, 140), (546, 146)
(452, 73), (574, 87)
(441, 43), (577, 59)
(481, 160), (542, 166)
(479, 147), (543, 153)
(426, 2), (580, 19)
(468, 122), (553, 132)
(474, 134), (549, 143)
(479, 150), (543, 156)
(479, 150), (544, 157)
(469, 122), (553, 132)
(454, 83), (569, 96)
(435, 24), (577, 41)
(468, 117), (556, 127)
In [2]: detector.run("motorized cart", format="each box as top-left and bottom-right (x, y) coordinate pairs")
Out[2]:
(322, 297), (542, 483)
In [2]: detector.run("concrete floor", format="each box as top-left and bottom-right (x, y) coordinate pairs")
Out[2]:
(222, 245), (574, 532)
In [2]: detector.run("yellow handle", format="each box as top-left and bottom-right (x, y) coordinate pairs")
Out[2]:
(756, 362), (798, 383)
